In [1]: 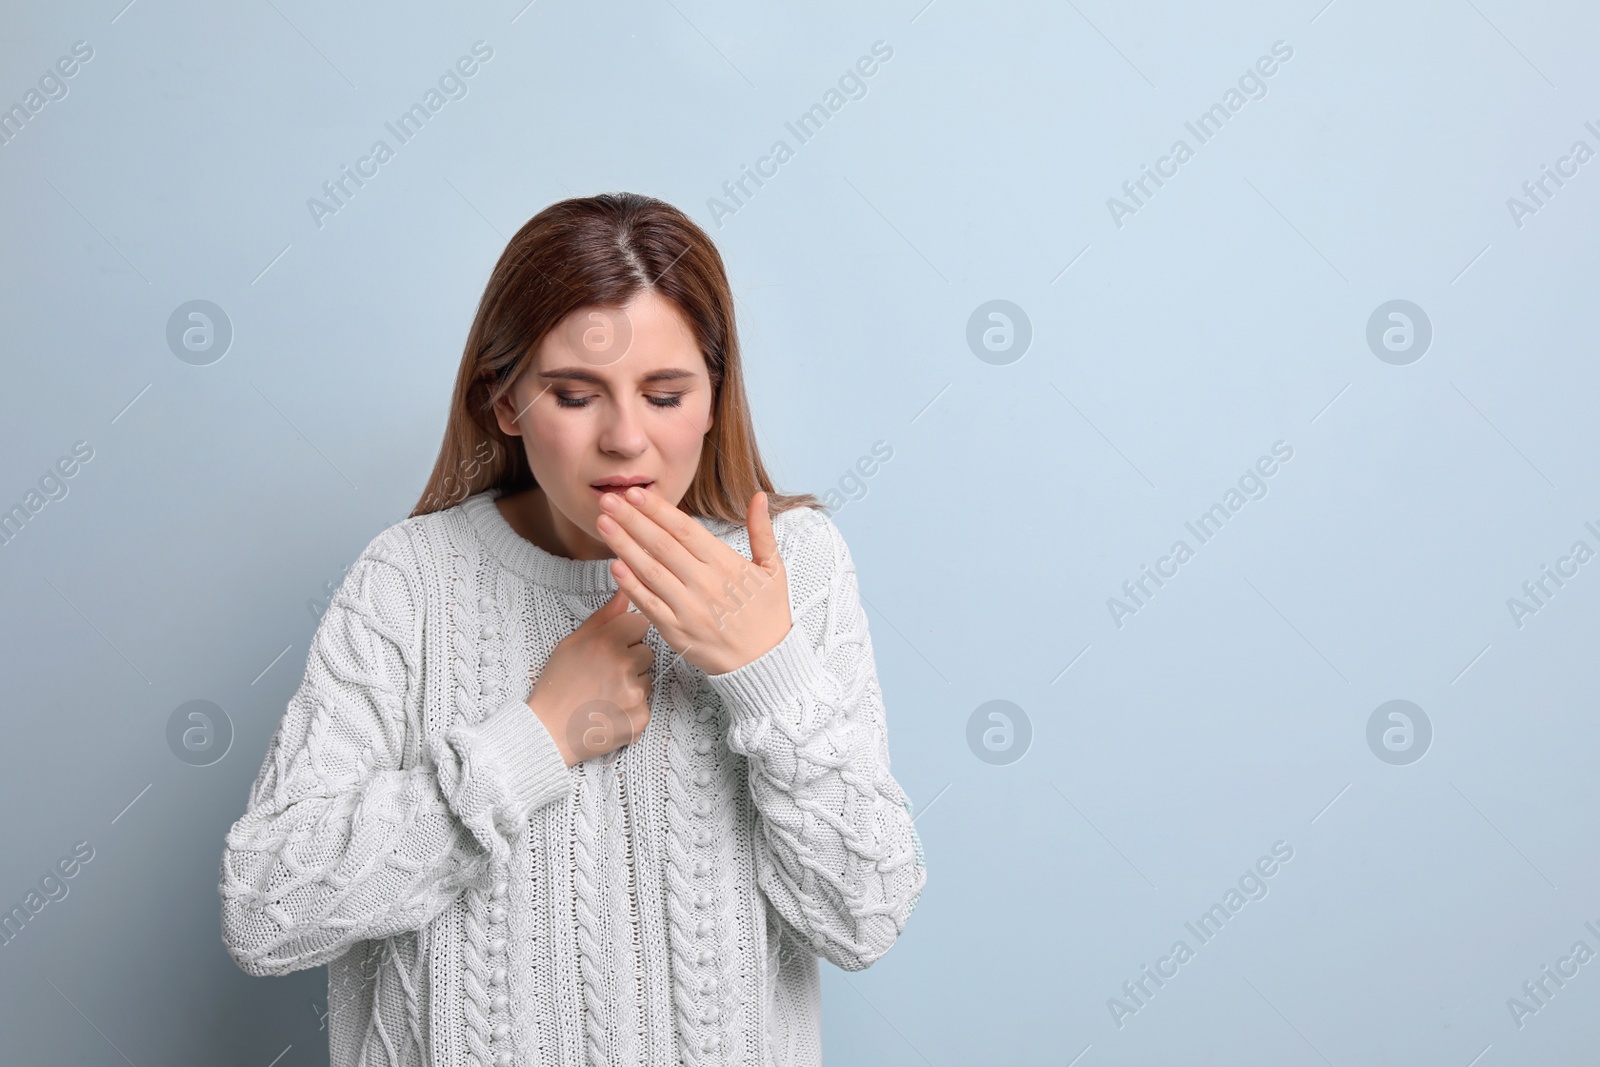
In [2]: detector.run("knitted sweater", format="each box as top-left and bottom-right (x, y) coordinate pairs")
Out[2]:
(218, 490), (927, 1067)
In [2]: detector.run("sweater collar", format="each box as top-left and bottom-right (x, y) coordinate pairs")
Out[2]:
(459, 490), (735, 594)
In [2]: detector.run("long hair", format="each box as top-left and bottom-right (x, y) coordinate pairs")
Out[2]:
(412, 192), (822, 523)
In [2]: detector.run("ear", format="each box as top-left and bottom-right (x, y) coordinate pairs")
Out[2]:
(491, 380), (525, 438)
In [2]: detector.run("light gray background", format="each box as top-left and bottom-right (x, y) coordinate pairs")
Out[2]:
(3, 1), (1597, 1064)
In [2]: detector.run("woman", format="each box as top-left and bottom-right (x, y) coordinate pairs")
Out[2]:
(218, 192), (927, 1067)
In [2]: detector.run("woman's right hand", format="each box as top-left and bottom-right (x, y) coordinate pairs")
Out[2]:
(527, 588), (654, 766)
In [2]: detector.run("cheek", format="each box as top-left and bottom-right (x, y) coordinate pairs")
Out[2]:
(526, 417), (583, 458)
(521, 419), (589, 485)
(659, 405), (711, 459)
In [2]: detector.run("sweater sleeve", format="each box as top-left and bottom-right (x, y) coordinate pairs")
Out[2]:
(218, 528), (573, 978)
(703, 510), (927, 972)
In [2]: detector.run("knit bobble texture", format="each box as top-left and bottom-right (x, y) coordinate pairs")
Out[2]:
(218, 494), (926, 1067)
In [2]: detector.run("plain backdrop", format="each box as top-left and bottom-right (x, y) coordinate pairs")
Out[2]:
(2, 1), (1598, 1064)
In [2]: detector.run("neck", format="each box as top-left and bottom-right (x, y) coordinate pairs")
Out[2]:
(495, 486), (614, 561)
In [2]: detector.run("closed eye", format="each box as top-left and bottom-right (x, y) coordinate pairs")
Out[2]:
(554, 393), (685, 409)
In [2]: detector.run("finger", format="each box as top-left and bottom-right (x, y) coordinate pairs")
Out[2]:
(604, 609), (650, 645)
(607, 485), (780, 622)
(585, 587), (632, 628)
(618, 483), (726, 564)
(609, 556), (679, 631)
(599, 513), (691, 621)
(748, 492), (780, 571)
(626, 702), (651, 743)
(598, 488), (706, 582)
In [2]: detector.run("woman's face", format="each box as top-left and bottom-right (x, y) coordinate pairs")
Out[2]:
(492, 288), (715, 554)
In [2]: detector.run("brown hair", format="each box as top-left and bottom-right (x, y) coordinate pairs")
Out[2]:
(412, 192), (822, 524)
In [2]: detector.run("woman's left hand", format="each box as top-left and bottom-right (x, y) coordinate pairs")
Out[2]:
(595, 486), (792, 676)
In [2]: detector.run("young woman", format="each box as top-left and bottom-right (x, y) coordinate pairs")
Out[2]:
(219, 193), (927, 1067)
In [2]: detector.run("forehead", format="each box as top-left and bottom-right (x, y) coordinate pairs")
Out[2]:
(534, 291), (706, 382)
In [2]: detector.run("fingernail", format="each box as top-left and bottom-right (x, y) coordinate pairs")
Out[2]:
(625, 486), (646, 504)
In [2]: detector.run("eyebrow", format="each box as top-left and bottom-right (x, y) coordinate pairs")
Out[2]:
(537, 367), (698, 384)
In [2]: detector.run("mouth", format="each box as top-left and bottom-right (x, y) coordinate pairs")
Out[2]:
(590, 478), (653, 497)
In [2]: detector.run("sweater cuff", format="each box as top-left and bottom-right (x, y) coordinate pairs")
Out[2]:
(447, 697), (573, 831)
(703, 623), (829, 722)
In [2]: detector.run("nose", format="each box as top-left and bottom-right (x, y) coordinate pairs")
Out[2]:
(597, 398), (648, 457)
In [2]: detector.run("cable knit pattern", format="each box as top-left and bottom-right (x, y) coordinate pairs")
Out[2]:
(708, 509), (927, 972)
(218, 491), (927, 1067)
(600, 754), (645, 1065)
(571, 757), (612, 1067)
(663, 691), (720, 1067)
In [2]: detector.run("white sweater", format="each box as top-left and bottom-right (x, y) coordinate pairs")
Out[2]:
(218, 491), (927, 1067)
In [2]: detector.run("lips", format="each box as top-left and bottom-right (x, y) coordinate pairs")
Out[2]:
(590, 477), (653, 497)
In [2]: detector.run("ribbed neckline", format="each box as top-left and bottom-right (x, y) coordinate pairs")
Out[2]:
(460, 489), (736, 594)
